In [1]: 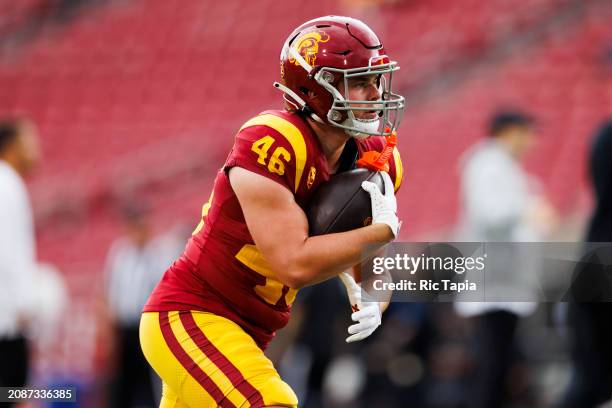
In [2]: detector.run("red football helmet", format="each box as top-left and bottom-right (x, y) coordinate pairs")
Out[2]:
(275, 16), (404, 138)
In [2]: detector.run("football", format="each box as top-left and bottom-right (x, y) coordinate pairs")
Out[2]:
(307, 168), (385, 236)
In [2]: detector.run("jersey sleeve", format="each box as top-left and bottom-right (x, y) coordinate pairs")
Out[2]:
(389, 146), (404, 193)
(225, 114), (309, 194)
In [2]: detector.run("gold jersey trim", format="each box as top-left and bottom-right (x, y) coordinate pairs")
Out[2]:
(392, 146), (403, 192)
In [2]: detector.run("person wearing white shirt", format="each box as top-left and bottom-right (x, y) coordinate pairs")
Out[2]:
(454, 111), (556, 408)
(0, 118), (41, 403)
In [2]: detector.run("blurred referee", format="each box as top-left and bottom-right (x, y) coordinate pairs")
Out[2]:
(0, 118), (41, 407)
(105, 204), (177, 408)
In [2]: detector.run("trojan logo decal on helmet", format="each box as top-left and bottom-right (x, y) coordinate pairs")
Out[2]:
(289, 31), (330, 67)
(274, 16), (405, 138)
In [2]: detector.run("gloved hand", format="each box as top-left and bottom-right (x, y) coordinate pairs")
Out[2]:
(339, 272), (382, 343)
(361, 171), (400, 238)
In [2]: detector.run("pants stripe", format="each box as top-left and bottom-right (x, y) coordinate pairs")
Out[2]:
(180, 311), (265, 406)
(159, 311), (236, 408)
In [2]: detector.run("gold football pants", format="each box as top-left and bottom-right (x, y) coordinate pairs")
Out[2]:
(140, 311), (298, 408)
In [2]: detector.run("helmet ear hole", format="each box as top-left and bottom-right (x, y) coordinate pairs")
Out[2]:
(300, 87), (317, 99)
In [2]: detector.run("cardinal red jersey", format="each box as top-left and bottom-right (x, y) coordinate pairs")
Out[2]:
(144, 110), (403, 349)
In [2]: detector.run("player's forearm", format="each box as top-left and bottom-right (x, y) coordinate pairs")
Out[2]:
(283, 223), (394, 289)
(352, 254), (392, 313)
(370, 268), (392, 313)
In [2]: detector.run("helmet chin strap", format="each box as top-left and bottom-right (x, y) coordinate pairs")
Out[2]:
(273, 82), (306, 110)
(274, 81), (327, 123)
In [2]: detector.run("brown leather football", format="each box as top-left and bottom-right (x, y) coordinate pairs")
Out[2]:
(307, 168), (385, 236)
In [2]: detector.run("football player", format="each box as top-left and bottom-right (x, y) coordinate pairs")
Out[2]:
(140, 16), (405, 408)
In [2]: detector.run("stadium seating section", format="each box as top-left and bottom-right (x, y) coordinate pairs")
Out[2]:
(1, 0), (611, 278)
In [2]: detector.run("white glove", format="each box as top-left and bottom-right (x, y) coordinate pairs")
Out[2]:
(361, 171), (400, 238)
(339, 272), (382, 343)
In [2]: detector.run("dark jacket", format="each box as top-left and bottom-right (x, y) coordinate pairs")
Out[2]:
(587, 121), (612, 242)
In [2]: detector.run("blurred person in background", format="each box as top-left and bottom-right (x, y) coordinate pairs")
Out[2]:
(561, 120), (612, 407)
(454, 111), (557, 408)
(105, 203), (180, 408)
(277, 279), (350, 408)
(0, 117), (41, 407)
